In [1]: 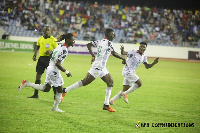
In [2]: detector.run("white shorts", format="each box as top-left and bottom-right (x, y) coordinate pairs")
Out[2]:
(44, 66), (64, 87)
(88, 67), (109, 78)
(123, 73), (139, 86)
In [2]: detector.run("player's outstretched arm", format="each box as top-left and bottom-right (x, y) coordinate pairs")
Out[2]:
(111, 51), (126, 64)
(55, 59), (72, 77)
(144, 57), (159, 69)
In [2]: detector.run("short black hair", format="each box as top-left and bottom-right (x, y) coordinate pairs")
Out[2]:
(105, 28), (114, 35)
(140, 42), (147, 47)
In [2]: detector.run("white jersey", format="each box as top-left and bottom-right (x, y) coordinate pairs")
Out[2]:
(122, 50), (148, 75)
(48, 44), (68, 71)
(91, 39), (114, 69)
(45, 44), (67, 87)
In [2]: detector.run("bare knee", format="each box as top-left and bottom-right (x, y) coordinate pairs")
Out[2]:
(55, 86), (62, 93)
(43, 87), (51, 92)
(43, 84), (51, 92)
(81, 73), (95, 86)
(137, 82), (142, 87)
(81, 80), (88, 86)
(107, 81), (113, 87)
(136, 80), (142, 87)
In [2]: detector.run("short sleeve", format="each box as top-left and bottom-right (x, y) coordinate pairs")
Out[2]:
(127, 51), (135, 58)
(58, 53), (66, 62)
(51, 36), (58, 48)
(143, 55), (148, 64)
(57, 46), (67, 61)
(91, 40), (99, 47)
(108, 41), (114, 51)
(36, 37), (41, 46)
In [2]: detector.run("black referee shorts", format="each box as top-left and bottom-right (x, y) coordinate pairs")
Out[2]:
(36, 56), (50, 75)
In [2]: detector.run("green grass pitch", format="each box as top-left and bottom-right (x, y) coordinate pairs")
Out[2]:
(0, 51), (199, 133)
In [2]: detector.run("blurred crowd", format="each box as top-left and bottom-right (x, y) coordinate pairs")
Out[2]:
(1, 0), (200, 47)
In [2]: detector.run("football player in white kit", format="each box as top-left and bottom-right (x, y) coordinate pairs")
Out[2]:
(61, 28), (126, 112)
(18, 33), (75, 112)
(109, 42), (159, 105)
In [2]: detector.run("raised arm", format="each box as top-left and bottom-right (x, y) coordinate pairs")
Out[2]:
(86, 42), (95, 64)
(120, 45), (128, 55)
(144, 57), (159, 69)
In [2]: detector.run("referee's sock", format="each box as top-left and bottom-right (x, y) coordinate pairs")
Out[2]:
(33, 80), (41, 96)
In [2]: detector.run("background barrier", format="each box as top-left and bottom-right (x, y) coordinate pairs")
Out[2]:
(1, 36), (200, 60)
(0, 39), (34, 52)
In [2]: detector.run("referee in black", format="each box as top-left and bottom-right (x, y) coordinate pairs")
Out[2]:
(28, 25), (58, 98)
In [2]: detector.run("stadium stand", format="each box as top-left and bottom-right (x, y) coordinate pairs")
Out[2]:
(0, 0), (200, 47)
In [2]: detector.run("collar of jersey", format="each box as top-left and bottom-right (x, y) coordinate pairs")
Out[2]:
(64, 43), (68, 48)
(43, 35), (51, 39)
(137, 50), (144, 55)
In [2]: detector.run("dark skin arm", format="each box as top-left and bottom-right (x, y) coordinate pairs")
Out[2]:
(144, 57), (159, 69)
(120, 45), (128, 55)
(55, 59), (72, 77)
(45, 50), (53, 55)
(32, 46), (39, 61)
(111, 51), (126, 64)
(120, 45), (127, 64)
(87, 42), (96, 64)
(87, 42), (126, 64)
(32, 46), (53, 61)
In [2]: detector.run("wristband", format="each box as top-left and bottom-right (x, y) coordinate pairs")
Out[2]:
(65, 70), (69, 74)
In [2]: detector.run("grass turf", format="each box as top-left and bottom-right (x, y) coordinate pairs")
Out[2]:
(0, 51), (199, 133)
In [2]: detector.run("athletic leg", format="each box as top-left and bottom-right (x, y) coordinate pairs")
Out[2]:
(124, 79), (142, 95)
(110, 85), (130, 105)
(61, 72), (95, 102)
(110, 74), (131, 104)
(64, 72), (95, 93)
(101, 73), (116, 112)
(18, 80), (51, 92)
(53, 87), (57, 100)
(28, 74), (41, 98)
(29, 57), (49, 98)
(52, 86), (64, 112)
(120, 73), (141, 103)
(101, 73), (113, 104)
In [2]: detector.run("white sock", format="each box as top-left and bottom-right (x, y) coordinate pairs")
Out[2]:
(104, 86), (112, 105)
(52, 92), (62, 109)
(27, 82), (45, 91)
(110, 90), (123, 101)
(65, 80), (83, 92)
(124, 84), (139, 95)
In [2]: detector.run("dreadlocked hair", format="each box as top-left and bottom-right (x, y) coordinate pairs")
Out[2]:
(56, 33), (74, 42)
